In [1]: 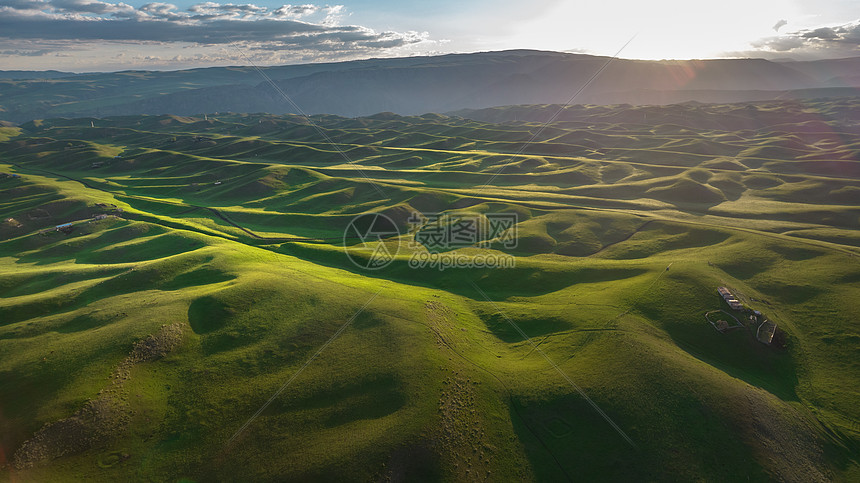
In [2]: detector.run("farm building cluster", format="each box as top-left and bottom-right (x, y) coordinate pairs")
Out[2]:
(718, 286), (743, 311)
(710, 286), (775, 345)
(38, 210), (120, 236)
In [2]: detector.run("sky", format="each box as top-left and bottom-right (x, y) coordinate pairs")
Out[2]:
(0, 0), (858, 72)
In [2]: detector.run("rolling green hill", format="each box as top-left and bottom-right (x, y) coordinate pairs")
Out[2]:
(1, 99), (858, 481)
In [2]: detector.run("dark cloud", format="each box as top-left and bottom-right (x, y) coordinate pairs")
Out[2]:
(802, 27), (839, 40)
(272, 4), (317, 18)
(790, 21), (860, 46)
(831, 22), (860, 43)
(739, 20), (860, 59)
(0, 0), (46, 9)
(0, 13), (340, 43)
(189, 2), (267, 14)
(50, 0), (134, 14)
(0, 48), (53, 55)
(0, 1), (429, 56)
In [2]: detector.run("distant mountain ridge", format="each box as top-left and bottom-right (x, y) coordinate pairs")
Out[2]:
(1, 50), (859, 122)
(0, 70), (78, 80)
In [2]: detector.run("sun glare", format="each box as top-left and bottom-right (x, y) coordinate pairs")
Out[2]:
(510, 0), (804, 59)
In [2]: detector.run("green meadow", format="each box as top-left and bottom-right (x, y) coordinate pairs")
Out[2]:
(1, 99), (858, 481)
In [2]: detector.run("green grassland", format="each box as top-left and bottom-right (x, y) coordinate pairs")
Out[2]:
(1, 99), (859, 481)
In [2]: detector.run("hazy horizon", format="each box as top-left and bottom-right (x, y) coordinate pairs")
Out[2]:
(4, 48), (860, 76)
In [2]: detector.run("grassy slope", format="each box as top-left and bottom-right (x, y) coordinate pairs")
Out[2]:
(1, 100), (858, 481)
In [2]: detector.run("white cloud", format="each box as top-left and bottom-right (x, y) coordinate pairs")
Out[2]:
(138, 2), (180, 19)
(0, 1), (430, 66)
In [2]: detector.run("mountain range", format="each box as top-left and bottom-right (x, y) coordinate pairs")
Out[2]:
(1, 50), (859, 123)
